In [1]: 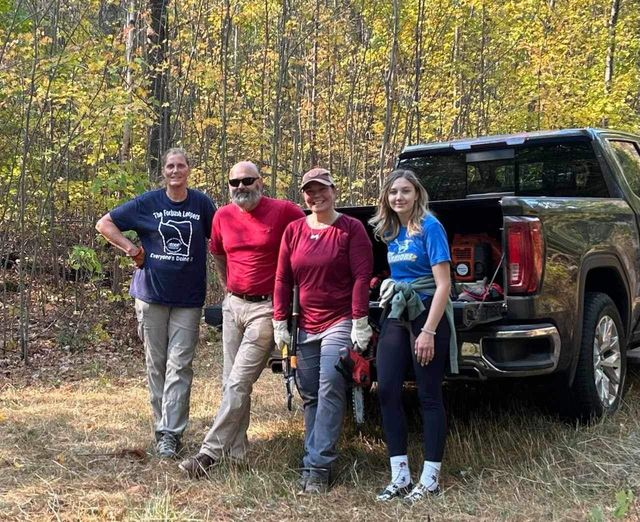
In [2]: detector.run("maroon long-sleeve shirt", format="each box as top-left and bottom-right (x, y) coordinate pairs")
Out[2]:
(273, 215), (373, 333)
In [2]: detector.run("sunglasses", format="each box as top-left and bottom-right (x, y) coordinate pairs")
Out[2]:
(228, 177), (258, 188)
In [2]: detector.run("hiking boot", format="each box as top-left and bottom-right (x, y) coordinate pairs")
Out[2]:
(403, 482), (441, 503)
(296, 470), (310, 492)
(376, 481), (413, 502)
(178, 452), (216, 479)
(156, 432), (180, 459)
(303, 476), (329, 494)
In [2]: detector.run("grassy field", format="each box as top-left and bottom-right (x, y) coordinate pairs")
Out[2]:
(1, 330), (639, 521)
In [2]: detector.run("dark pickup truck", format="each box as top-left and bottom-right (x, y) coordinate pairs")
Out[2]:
(206, 128), (640, 419)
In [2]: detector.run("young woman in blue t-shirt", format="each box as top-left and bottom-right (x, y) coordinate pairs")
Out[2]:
(369, 169), (453, 503)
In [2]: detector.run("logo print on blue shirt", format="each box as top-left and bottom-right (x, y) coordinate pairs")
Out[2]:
(389, 239), (417, 263)
(394, 239), (410, 253)
(158, 218), (193, 257)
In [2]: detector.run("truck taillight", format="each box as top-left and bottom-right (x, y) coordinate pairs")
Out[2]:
(506, 217), (544, 295)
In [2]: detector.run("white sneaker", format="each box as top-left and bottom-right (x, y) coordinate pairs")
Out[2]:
(376, 481), (413, 502)
(403, 482), (441, 503)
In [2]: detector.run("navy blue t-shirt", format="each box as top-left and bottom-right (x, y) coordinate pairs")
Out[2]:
(110, 188), (216, 307)
(387, 213), (451, 294)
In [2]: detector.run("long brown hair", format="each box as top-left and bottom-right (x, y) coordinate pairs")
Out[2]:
(369, 169), (430, 243)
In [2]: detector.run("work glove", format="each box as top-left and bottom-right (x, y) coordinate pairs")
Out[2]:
(351, 316), (373, 352)
(273, 319), (290, 350)
(379, 278), (396, 308)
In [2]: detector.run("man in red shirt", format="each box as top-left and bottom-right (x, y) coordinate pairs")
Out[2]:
(179, 161), (304, 478)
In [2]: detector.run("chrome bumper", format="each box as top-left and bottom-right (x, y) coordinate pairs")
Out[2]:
(457, 324), (561, 378)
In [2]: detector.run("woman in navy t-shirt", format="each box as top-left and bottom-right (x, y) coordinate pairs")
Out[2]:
(96, 148), (215, 459)
(369, 169), (453, 503)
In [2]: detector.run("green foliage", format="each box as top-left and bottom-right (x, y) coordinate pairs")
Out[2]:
(0, 0), (31, 33)
(104, 289), (130, 303)
(56, 319), (110, 353)
(68, 246), (103, 279)
(589, 489), (636, 520)
(588, 506), (605, 522)
(613, 489), (634, 519)
(1, 0), (640, 340)
(3, 0), (640, 208)
(91, 162), (148, 208)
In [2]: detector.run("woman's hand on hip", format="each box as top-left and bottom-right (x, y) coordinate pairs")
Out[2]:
(130, 246), (145, 268)
(414, 331), (435, 366)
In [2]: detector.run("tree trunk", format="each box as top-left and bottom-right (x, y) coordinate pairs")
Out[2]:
(476, 3), (487, 136)
(308, 0), (319, 167)
(378, 0), (399, 188)
(121, 0), (137, 163)
(602, 0), (621, 127)
(450, 24), (460, 137)
(291, 48), (303, 198)
(260, 0), (270, 166)
(146, 0), (170, 183)
(220, 0), (232, 183)
(270, 0), (289, 194)
(405, 0), (425, 145)
(18, 11), (42, 363)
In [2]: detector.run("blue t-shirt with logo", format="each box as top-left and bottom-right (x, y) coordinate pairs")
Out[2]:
(387, 213), (451, 291)
(110, 188), (216, 307)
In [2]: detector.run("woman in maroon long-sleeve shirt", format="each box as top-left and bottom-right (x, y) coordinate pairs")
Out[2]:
(273, 168), (373, 494)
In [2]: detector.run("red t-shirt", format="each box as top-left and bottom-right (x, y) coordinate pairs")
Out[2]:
(273, 214), (373, 333)
(210, 197), (304, 295)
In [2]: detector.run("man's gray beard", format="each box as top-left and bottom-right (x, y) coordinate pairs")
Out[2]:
(231, 189), (261, 209)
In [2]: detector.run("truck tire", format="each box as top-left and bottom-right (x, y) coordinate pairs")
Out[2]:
(570, 292), (627, 419)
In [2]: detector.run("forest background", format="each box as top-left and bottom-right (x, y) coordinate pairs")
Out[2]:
(1, 0), (640, 359)
(1, 1), (640, 519)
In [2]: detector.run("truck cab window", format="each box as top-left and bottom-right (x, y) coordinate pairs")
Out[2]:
(608, 140), (640, 196)
(467, 162), (515, 194)
(515, 142), (607, 197)
(399, 140), (607, 199)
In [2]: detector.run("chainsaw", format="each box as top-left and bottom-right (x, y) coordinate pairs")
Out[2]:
(335, 326), (377, 426)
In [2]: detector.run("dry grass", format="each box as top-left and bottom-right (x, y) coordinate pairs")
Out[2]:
(2, 331), (640, 521)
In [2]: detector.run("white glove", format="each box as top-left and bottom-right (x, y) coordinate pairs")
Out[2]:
(379, 279), (396, 308)
(351, 316), (373, 352)
(273, 319), (290, 350)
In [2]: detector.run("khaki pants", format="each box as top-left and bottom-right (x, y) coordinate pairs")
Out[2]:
(200, 294), (273, 460)
(135, 299), (202, 439)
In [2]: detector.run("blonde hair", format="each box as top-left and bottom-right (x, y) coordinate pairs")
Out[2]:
(369, 169), (430, 243)
(162, 147), (190, 166)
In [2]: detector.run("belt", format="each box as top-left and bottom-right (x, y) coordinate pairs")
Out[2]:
(229, 291), (271, 302)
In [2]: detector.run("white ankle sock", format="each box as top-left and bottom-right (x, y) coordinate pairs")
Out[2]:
(419, 461), (441, 491)
(390, 455), (411, 487)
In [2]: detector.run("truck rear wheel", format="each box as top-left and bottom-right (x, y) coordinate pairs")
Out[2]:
(570, 292), (626, 419)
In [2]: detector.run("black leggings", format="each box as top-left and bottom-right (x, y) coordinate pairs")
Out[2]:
(376, 297), (450, 461)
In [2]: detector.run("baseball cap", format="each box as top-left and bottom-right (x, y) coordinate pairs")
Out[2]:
(300, 167), (334, 191)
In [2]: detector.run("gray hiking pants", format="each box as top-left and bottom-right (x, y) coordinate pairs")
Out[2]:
(135, 299), (201, 440)
(296, 319), (351, 481)
(200, 294), (273, 460)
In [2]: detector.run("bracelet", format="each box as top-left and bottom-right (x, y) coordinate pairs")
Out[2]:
(421, 327), (436, 336)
